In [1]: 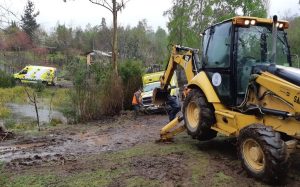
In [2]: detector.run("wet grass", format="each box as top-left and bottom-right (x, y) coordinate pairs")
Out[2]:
(4, 117), (37, 131)
(39, 88), (71, 109)
(126, 177), (160, 187)
(0, 86), (29, 119)
(0, 106), (10, 118)
(0, 86), (29, 104)
(212, 172), (233, 187)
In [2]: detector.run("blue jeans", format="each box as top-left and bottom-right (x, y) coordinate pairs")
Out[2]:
(166, 95), (181, 121)
(133, 105), (140, 119)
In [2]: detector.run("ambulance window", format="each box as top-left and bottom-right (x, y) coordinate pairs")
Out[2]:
(20, 69), (27, 74)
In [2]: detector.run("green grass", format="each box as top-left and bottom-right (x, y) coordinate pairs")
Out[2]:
(39, 87), (73, 119)
(4, 118), (37, 131)
(0, 105), (11, 118)
(0, 86), (29, 121)
(0, 86), (29, 104)
(126, 177), (160, 187)
(190, 154), (209, 186)
(212, 172), (233, 187)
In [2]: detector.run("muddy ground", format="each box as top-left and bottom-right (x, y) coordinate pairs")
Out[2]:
(1, 112), (300, 187)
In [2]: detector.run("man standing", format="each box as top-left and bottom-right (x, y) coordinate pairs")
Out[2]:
(166, 94), (181, 121)
(132, 89), (142, 119)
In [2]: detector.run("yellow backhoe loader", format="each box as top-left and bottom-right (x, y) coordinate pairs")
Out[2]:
(154, 16), (300, 183)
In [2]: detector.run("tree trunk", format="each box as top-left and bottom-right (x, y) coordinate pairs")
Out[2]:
(112, 0), (118, 75)
(33, 94), (40, 131)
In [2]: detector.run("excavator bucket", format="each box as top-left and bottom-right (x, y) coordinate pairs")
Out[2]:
(152, 87), (169, 105)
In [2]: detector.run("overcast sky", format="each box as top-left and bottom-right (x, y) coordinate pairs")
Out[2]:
(3, 0), (300, 32)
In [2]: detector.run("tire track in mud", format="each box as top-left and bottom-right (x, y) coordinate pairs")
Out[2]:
(0, 114), (168, 168)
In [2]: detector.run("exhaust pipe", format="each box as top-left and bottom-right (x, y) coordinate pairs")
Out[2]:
(268, 15), (278, 73)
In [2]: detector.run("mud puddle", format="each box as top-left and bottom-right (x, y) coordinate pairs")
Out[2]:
(6, 103), (67, 124)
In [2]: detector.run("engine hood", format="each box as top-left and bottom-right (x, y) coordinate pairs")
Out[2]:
(141, 91), (153, 98)
(275, 65), (300, 87)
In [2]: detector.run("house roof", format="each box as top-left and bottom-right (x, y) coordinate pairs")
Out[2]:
(85, 50), (112, 57)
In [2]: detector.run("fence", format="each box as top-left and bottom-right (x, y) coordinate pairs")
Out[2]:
(0, 64), (16, 74)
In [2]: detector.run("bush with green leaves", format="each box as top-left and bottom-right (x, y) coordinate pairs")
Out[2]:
(67, 60), (123, 122)
(0, 70), (16, 88)
(120, 59), (144, 110)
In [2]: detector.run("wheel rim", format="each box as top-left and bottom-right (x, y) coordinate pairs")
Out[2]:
(242, 138), (265, 172)
(186, 101), (200, 129)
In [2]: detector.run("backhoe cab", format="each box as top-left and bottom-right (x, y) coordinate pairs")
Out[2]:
(155, 16), (300, 183)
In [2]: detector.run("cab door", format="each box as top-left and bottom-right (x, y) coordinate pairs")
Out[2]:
(201, 22), (234, 106)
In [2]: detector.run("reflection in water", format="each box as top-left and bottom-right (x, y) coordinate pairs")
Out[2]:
(6, 103), (67, 124)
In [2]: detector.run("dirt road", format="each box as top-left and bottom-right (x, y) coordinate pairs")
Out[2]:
(1, 113), (300, 186)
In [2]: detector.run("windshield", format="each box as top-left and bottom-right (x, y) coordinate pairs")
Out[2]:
(143, 82), (161, 92)
(237, 25), (290, 67)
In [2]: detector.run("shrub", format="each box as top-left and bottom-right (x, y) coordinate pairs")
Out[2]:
(119, 60), (144, 110)
(0, 70), (15, 88)
(67, 60), (123, 122)
(32, 81), (46, 92)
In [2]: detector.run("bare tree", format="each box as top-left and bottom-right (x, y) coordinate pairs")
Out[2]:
(64, 0), (130, 75)
(48, 87), (57, 123)
(262, 0), (270, 17)
(87, 0), (130, 75)
(24, 86), (40, 131)
(0, 2), (20, 30)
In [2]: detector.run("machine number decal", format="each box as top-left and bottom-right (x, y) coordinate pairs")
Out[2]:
(212, 73), (222, 87)
(184, 55), (191, 62)
(294, 96), (300, 104)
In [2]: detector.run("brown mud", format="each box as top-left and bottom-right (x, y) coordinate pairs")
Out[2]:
(1, 112), (300, 186)
(1, 113), (167, 164)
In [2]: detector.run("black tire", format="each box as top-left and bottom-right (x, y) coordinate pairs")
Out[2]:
(238, 124), (289, 183)
(183, 89), (217, 141)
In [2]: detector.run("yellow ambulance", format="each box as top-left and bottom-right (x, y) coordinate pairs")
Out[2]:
(14, 65), (57, 86)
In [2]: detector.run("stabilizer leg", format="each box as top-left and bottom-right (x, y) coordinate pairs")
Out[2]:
(158, 116), (186, 142)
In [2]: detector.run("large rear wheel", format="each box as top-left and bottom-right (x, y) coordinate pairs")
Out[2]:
(238, 124), (289, 183)
(183, 89), (217, 141)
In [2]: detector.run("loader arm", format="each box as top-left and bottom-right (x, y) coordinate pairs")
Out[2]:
(160, 45), (199, 90)
(153, 45), (200, 104)
(155, 45), (200, 142)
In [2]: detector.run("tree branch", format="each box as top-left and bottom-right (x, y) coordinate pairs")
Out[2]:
(24, 87), (35, 103)
(88, 0), (113, 13)
(116, 0), (131, 11)
(0, 4), (20, 21)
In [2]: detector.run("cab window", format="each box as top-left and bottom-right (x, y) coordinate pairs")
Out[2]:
(205, 22), (231, 68)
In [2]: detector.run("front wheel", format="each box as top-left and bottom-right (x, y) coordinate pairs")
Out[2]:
(238, 124), (289, 183)
(183, 89), (217, 141)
